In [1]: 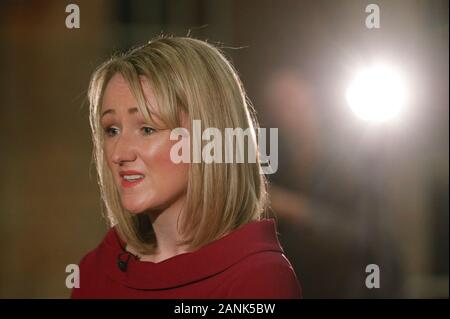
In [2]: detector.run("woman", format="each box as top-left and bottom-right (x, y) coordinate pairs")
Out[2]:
(72, 36), (302, 298)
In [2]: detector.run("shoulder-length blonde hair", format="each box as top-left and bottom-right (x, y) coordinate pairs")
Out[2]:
(88, 36), (268, 254)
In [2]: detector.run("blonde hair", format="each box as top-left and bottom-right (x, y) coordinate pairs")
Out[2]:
(88, 36), (268, 254)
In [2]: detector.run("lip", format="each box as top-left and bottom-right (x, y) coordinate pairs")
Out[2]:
(121, 178), (144, 188)
(119, 170), (145, 188)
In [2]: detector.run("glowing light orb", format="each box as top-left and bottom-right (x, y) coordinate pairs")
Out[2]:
(346, 65), (407, 122)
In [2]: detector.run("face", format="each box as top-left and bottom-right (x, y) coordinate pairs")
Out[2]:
(100, 73), (189, 214)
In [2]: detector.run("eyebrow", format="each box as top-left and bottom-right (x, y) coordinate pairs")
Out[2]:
(101, 107), (140, 119)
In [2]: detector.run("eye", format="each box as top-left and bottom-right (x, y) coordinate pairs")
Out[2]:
(142, 126), (156, 136)
(104, 126), (119, 137)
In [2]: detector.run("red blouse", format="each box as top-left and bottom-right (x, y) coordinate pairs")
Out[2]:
(71, 218), (302, 299)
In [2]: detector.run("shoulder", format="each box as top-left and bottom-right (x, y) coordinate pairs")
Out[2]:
(78, 227), (117, 268)
(227, 251), (302, 299)
(71, 227), (117, 298)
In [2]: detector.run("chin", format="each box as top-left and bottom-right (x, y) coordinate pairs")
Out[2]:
(122, 206), (144, 214)
(121, 198), (163, 215)
(120, 192), (183, 215)
(121, 199), (149, 214)
(126, 207), (145, 214)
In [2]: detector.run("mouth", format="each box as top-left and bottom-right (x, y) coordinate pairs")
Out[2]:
(119, 171), (145, 188)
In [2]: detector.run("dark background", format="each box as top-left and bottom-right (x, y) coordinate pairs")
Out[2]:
(0, 0), (448, 298)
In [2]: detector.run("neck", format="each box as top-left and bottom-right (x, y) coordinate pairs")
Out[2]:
(127, 193), (191, 263)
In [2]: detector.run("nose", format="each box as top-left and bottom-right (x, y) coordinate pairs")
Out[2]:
(111, 132), (137, 166)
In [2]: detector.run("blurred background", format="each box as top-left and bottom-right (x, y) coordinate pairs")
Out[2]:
(0, 0), (448, 298)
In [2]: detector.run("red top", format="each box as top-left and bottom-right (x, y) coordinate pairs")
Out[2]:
(71, 218), (302, 299)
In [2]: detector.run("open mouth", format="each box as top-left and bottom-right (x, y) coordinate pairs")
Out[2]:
(120, 174), (145, 188)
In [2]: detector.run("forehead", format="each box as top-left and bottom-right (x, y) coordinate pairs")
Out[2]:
(101, 73), (157, 113)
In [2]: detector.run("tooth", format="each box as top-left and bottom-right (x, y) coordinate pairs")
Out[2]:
(123, 175), (143, 181)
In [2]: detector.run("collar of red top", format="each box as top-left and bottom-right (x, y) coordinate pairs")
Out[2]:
(98, 218), (284, 290)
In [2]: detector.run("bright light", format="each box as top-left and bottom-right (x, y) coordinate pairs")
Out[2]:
(346, 65), (407, 122)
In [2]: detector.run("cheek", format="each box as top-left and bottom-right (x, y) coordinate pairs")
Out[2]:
(103, 143), (115, 169)
(143, 136), (189, 180)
